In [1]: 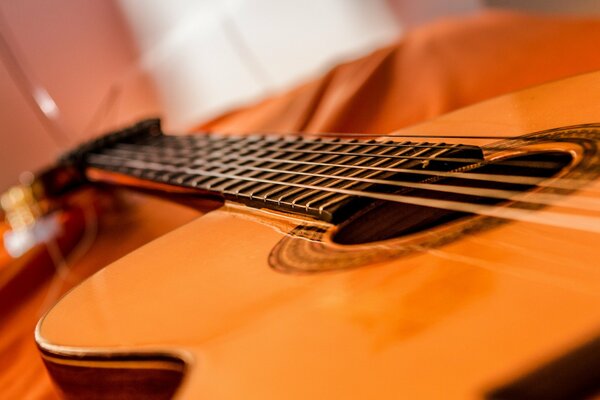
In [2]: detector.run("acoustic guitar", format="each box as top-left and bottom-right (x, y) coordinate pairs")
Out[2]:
(27, 71), (600, 399)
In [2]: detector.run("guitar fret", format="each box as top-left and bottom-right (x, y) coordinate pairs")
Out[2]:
(232, 141), (340, 201)
(221, 141), (315, 198)
(314, 143), (440, 196)
(304, 143), (413, 210)
(221, 165), (281, 196)
(86, 131), (484, 223)
(251, 151), (334, 203)
(309, 143), (447, 210)
(273, 142), (366, 207)
(270, 143), (364, 196)
(284, 143), (382, 210)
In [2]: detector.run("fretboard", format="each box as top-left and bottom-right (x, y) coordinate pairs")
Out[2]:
(68, 119), (484, 222)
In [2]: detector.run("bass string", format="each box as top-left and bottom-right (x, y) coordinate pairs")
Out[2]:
(106, 147), (600, 193)
(220, 154), (600, 193)
(252, 131), (535, 140)
(181, 128), (596, 155)
(177, 129), (583, 143)
(103, 148), (600, 206)
(206, 160), (600, 211)
(103, 151), (600, 212)
(151, 135), (477, 151)
(145, 133), (576, 168)
(88, 154), (600, 234)
(256, 127), (600, 140)
(158, 134), (546, 159)
(122, 139), (562, 170)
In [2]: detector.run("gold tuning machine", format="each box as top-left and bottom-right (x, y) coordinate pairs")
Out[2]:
(1, 178), (45, 232)
(0, 176), (60, 258)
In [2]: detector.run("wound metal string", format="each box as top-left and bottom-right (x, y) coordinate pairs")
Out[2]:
(104, 146), (600, 193)
(87, 154), (600, 234)
(118, 139), (563, 170)
(99, 151), (600, 212)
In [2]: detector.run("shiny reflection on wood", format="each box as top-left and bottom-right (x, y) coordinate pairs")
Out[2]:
(35, 72), (600, 399)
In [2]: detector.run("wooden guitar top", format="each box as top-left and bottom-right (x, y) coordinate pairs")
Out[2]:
(37, 71), (600, 399)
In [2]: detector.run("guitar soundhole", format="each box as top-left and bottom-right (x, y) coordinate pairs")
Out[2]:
(333, 151), (573, 245)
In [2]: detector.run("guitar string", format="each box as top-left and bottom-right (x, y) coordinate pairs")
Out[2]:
(121, 139), (562, 170)
(87, 154), (600, 234)
(174, 128), (595, 141)
(105, 147), (600, 193)
(420, 200), (600, 294)
(152, 130), (596, 167)
(93, 137), (600, 287)
(190, 159), (600, 211)
(258, 131), (571, 140)
(153, 135), (486, 151)
(153, 133), (528, 153)
(98, 151), (600, 212)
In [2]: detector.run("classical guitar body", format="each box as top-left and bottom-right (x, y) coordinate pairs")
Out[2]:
(36, 72), (600, 399)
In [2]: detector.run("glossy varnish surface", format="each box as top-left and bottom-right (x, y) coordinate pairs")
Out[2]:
(0, 191), (203, 399)
(36, 72), (600, 398)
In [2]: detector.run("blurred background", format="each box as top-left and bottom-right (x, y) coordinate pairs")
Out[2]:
(1, 0), (600, 192)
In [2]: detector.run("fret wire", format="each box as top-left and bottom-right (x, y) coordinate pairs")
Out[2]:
(221, 147), (555, 168)
(252, 147), (342, 201)
(283, 141), (392, 208)
(87, 154), (600, 234)
(117, 134), (251, 155)
(229, 155), (598, 193)
(190, 158), (600, 212)
(176, 130), (561, 145)
(286, 132), (544, 140)
(277, 141), (387, 205)
(313, 145), (458, 211)
(138, 134), (479, 151)
(181, 134), (579, 170)
(303, 141), (442, 209)
(233, 140), (347, 199)
(210, 145), (297, 192)
(116, 139), (560, 170)
(257, 141), (364, 202)
(88, 153), (600, 212)
(102, 147), (598, 193)
(239, 135), (466, 150)
(225, 149), (314, 196)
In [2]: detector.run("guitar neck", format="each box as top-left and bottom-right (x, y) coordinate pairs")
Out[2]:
(64, 119), (485, 223)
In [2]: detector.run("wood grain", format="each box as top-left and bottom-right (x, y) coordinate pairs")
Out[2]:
(0, 189), (202, 399)
(36, 71), (600, 399)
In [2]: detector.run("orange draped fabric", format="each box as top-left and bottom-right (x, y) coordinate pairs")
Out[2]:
(200, 11), (600, 135)
(3, 10), (600, 399)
